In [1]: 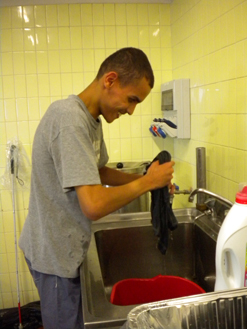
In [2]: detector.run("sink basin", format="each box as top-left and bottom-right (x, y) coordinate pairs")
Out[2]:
(80, 208), (217, 329)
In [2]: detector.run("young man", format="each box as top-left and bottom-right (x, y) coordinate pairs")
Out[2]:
(19, 47), (175, 329)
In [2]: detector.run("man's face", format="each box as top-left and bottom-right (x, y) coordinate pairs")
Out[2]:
(100, 76), (151, 123)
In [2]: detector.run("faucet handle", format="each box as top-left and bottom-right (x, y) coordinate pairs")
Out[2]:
(204, 198), (216, 209)
(204, 198), (217, 218)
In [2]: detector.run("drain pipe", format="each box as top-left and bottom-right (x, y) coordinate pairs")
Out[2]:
(196, 147), (207, 211)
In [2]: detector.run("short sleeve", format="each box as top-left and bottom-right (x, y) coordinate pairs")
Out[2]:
(50, 126), (102, 191)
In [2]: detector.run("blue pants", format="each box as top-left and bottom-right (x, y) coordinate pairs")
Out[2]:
(25, 258), (84, 329)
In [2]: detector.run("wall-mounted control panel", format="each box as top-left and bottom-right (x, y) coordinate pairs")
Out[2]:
(160, 79), (190, 139)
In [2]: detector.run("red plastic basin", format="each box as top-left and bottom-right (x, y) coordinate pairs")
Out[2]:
(110, 275), (205, 306)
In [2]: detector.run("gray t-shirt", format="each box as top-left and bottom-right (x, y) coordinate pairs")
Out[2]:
(19, 95), (109, 278)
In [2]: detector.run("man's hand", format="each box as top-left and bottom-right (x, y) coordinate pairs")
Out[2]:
(146, 160), (175, 190)
(169, 183), (176, 194)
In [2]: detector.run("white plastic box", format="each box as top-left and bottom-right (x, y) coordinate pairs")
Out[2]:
(161, 79), (190, 139)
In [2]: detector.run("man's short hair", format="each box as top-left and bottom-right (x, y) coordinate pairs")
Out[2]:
(96, 47), (154, 88)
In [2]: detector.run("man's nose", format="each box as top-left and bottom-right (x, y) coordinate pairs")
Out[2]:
(127, 104), (136, 115)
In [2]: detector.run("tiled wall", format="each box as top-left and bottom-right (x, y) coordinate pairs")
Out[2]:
(171, 0), (247, 207)
(0, 3), (172, 308)
(1, 0), (247, 311)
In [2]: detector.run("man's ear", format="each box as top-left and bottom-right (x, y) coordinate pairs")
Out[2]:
(104, 72), (118, 88)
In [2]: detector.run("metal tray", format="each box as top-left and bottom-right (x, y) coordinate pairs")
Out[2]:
(125, 288), (247, 329)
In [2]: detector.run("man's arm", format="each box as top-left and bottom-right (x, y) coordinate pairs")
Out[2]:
(75, 160), (175, 221)
(98, 165), (141, 186)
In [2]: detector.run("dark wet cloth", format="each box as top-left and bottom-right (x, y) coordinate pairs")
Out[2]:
(146, 151), (178, 255)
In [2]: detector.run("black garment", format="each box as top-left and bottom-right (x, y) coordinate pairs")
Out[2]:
(146, 151), (178, 255)
(0, 301), (42, 329)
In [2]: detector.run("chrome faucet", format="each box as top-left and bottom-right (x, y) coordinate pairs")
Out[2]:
(189, 188), (234, 208)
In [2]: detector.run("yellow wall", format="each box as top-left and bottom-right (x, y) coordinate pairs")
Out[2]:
(0, 3), (172, 308)
(1, 0), (247, 310)
(171, 0), (247, 207)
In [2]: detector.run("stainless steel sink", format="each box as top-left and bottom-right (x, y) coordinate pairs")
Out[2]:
(80, 208), (218, 329)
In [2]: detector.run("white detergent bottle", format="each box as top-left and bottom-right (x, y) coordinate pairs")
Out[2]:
(215, 183), (247, 291)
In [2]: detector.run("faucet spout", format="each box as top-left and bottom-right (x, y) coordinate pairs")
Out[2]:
(189, 188), (234, 208)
